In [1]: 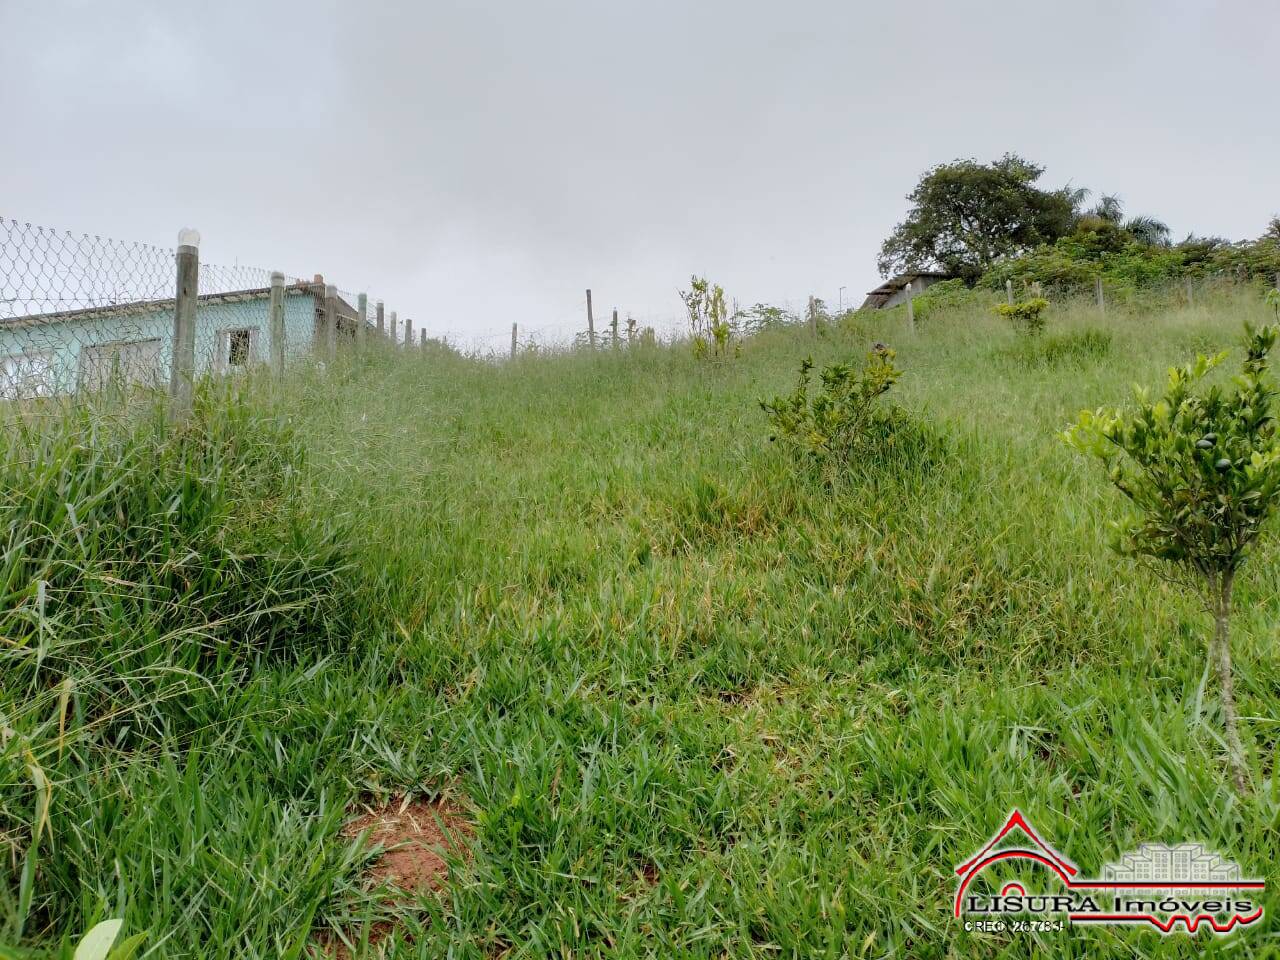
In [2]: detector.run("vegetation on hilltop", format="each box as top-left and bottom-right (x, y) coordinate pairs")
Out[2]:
(880, 155), (1280, 296)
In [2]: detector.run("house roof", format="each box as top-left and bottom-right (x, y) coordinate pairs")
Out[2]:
(0, 281), (357, 332)
(863, 271), (951, 299)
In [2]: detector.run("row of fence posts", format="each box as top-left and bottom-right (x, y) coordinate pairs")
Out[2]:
(509, 268), (1280, 363)
(167, 228), (424, 421)
(508, 287), (635, 359)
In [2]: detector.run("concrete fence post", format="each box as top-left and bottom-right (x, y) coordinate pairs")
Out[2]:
(404, 316), (413, 348)
(419, 329), (426, 348)
(376, 300), (385, 337)
(1005, 279), (1014, 305)
(586, 288), (596, 349)
(1095, 275), (1104, 314)
(323, 285), (337, 361)
(169, 228), (200, 419)
(627, 315), (636, 343)
(905, 281), (915, 333)
(389, 310), (398, 344)
(269, 271), (286, 378)
(357, 292), (367, 349)
(511, 322), (518, 359)
(611, 308), (619, 348)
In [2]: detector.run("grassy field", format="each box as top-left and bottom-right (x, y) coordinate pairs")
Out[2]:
(3, 285), (1279, 958)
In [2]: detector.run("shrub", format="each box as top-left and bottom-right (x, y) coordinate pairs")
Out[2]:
(911, 278), (973, 322)
(682, 276), (732, 360)
(1064, 323), (1280, 794)
(980, 233), (1280, 296)
(737, 303), (799, 335)
(761, 345), (901, 463)
(995, 297), (1049, 335)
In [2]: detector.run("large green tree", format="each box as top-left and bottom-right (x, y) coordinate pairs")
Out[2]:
(878, 154), (1077, 284)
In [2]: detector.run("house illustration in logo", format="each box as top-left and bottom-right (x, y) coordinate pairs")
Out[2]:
(1103, 845), (1241, 885)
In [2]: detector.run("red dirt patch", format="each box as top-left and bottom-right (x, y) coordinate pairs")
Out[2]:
(342, 794), (470, 894)
(312, 795), (471, 958)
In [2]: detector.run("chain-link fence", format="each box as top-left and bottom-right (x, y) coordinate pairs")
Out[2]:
(0, 220), (176, 400)
(0, 217), (397, 417)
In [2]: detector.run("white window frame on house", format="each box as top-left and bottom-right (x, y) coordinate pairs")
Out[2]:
(216, 327), (260, 374)
(77, 338), (165, 393)
(0, 350), (57, 400)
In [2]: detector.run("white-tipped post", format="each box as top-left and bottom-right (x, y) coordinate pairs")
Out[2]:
(169, 228), (200, 419)
(269, 271), (286, 377)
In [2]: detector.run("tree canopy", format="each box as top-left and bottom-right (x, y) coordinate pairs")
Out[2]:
(877, 155), (1186, 284)
(877, 154), (1077, 284)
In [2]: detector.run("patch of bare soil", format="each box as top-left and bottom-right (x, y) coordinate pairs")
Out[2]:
(312, 794), (471, 958)
(343, 795), (470, 894)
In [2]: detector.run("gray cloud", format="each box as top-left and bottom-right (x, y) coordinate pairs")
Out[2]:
(3, 0), (1276, 347)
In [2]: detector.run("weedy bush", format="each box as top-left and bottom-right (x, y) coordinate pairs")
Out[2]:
(736, 303), (799, 335)
(911, 278), (973, 322)
(760, 345), (901, 463)
(1065, 323), (1280, 794)
(995, 297), (1049, 335)
(681, 276), (733, 360)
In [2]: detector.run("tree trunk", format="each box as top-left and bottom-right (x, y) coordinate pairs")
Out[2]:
(1213, 570), (1249, 795)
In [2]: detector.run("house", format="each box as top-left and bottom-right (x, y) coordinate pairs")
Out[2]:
(860, 271), (952, 310)
(0, 276), (362, 399)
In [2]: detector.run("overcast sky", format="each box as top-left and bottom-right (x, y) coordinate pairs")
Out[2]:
(2, 0), (1276, 348)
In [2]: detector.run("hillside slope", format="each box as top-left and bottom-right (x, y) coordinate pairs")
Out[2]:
(4, 286), (1278, 958)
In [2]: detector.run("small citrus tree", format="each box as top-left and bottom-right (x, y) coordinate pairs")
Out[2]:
(996, 297), (1049, 335)
(761, 344), (901, 462)
(1064, 324), (1280, 794)
(682, 276), (731, 360)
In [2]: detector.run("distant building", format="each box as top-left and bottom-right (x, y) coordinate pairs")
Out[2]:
(860, 271), (952, 310)
(0, 277), (361, 399)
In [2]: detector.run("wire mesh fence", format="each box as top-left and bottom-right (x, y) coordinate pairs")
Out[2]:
(0, 217), (396, 418)
(0, 219), (177, 400)
(6, 214), (1277, 405)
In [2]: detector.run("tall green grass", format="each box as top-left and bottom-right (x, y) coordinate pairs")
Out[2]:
(1, 384), (353, 951)
(2, 286), (1279, 958)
